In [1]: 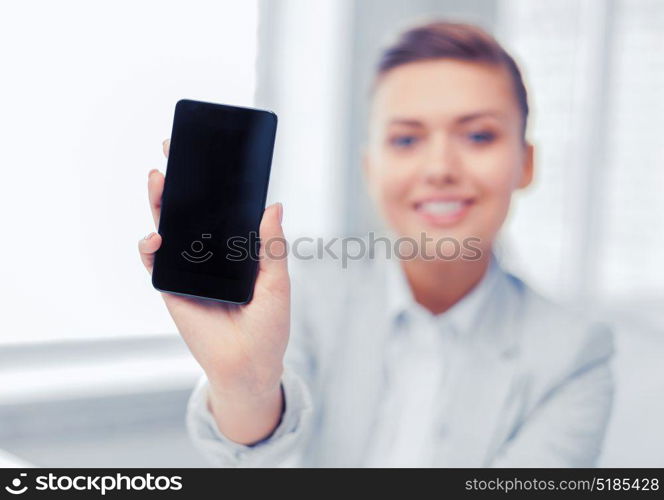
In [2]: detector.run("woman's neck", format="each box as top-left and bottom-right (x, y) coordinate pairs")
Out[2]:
(400, 251), (492, 315)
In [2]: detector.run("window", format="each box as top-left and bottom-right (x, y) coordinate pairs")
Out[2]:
(497, 0), (664, 304)
(0, 0), (259, 344)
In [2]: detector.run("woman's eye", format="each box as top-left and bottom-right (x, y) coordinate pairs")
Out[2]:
(468, 131), (495, 144)
(389, 135), (419, 148)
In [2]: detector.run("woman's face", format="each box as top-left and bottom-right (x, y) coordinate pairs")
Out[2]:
(365, 59), (534, 258)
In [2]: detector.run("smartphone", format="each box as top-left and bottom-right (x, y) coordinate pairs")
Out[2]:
(152, 99), (277, 304)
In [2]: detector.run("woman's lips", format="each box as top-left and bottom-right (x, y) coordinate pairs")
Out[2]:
(413, 198), (474, 227)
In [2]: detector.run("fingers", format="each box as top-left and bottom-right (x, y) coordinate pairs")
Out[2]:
(255, 203), (289, 292)
(140, 140), (168, 276)
(138, 232), (163, 274)
(148, 169), (165, 228)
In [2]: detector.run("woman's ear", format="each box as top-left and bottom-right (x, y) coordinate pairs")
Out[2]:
(517, 141), (535, 189)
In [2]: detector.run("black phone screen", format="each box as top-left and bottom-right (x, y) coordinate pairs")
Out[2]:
(152, 99), (277, 304)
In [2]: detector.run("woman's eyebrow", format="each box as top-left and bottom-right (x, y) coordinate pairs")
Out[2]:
(456, 110), (506, 124)
(387, 119), (425, 127)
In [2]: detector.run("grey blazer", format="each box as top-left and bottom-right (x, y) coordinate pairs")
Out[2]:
(186, 251), (615, 467)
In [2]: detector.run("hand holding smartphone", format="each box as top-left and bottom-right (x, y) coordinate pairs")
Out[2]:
(138, 99), (290, 445)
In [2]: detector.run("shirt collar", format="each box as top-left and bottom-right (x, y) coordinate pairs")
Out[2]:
(385, 251), (502, 335)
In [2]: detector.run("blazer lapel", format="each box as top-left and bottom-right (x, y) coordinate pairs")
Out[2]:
(435, 342), (522, 466)
(317, 262), (393, 467)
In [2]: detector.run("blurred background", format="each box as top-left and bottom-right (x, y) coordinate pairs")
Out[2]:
(0, 0), (662, 467)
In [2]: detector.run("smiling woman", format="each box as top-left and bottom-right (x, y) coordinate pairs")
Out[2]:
(135, 19), (615, 467)
(363, 22), (533, 313)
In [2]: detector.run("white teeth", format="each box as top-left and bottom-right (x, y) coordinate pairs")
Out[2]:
(418, 200), (465, 215)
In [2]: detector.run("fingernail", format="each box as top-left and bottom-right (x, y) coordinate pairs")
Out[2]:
(148, 169), (158, 178)
(144, 232), (156, 240)
(277, 202), (284, 224)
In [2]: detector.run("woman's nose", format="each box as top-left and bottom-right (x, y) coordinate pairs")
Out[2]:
(421, 133), (462, 185)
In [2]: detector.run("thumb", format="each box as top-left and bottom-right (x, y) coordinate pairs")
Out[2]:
(255, 202), (289, 290)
